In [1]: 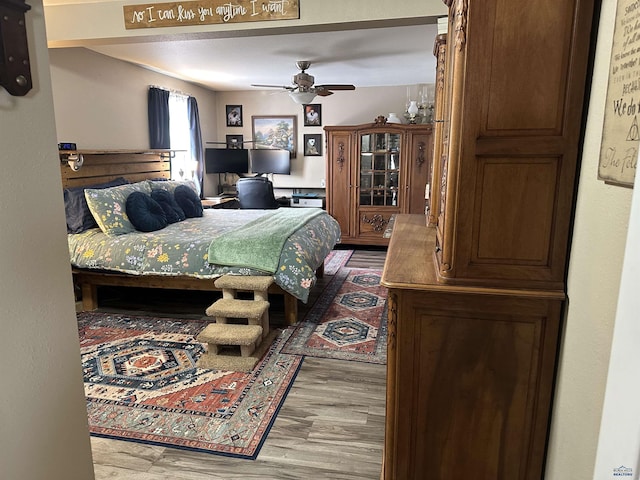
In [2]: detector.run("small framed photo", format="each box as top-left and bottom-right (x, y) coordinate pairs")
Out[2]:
(226, 105), (243, 127)
(226, 134), (243, 149)
(303, 104), (322, 126)
(304, 133), (322, 156)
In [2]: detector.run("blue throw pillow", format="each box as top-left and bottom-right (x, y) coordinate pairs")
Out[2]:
(63, 177), (127, 234)
(151, 188), (185, 224)
(125, 192), (168, 232)
(174, 184), (203, 218)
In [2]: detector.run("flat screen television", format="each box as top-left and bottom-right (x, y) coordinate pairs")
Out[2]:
(249, 149), (291, 175)
(204, 148), (249, 174)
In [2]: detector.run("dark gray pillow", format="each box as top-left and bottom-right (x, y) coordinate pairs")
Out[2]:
(63, 177), (127, 234)
(151, 188), (185, 224)
(174, 184), (203, 218)
(125, 192), (168, 232)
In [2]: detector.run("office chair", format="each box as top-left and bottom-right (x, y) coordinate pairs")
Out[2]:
(236, 176), (280, 209)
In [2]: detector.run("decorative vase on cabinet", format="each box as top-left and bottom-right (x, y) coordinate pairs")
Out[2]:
(324, 122), (432, 246)
(387, 113), (402, 124)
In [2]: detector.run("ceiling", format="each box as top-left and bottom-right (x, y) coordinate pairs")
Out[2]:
(87, 23), (439, 93)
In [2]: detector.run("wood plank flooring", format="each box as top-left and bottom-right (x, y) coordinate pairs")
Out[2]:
(89, 248), (387, 480)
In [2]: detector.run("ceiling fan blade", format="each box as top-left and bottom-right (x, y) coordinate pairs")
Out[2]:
(315, 89), (334, 97)
(251, 84), (295, 91)
(315, 84), (356, 91)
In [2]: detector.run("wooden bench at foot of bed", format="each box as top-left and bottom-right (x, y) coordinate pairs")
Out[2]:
(72, 269), (300, 326)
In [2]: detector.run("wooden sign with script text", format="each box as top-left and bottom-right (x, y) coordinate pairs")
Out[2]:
(123, 0), (299, 29)
(599, 0), (639, 187)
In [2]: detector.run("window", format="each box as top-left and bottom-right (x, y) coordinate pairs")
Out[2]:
(148, 87), (203, 195)
(168, 92), (198, 191)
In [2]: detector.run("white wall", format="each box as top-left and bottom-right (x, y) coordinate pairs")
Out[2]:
(0, 1), (95, 479)
(545, 1), (635, 478)
(592, 164), (640, 480)
(49, 47), (219, 150)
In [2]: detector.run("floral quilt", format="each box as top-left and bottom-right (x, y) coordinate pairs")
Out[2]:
(68, 209), (341, 302)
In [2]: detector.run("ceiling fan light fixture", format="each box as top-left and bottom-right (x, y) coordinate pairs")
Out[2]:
(289, 91), (316, 104)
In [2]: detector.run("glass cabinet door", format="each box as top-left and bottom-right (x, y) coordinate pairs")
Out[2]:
(359, 132), (401, 207)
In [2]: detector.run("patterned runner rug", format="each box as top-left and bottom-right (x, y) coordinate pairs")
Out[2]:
(283, 267), (387, 364)
(323, 248), (353, 275)
(78, 312), (302, 459)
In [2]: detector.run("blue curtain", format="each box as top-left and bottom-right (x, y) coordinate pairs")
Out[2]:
(148, 87), (170, 149)
(188, 96), (204, 196)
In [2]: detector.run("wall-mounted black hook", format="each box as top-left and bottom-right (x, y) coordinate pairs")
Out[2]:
(0, 0), (32, 96)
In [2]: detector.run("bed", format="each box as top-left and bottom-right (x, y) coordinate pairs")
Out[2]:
(61, 150), (340, 325)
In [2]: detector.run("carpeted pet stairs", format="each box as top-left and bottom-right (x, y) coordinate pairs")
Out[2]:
(197, 275), (277, 371)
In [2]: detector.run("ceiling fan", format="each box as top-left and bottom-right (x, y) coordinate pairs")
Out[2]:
(251, 60), (356, 104)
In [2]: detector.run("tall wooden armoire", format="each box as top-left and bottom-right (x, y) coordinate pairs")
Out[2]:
(381, 1), (597, 479)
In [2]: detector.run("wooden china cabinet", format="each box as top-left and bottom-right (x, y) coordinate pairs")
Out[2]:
(427, 33), (447, 227)
(324, 122), (432, 246)
(381, 1), (597, 479)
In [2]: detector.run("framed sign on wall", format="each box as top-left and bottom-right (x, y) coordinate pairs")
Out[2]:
(123, 0), (300, 30)
(599, 0), (639, 187)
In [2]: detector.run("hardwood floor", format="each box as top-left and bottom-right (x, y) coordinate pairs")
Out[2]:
(89, 248), (387, 480)
(341, 247), (387, 269)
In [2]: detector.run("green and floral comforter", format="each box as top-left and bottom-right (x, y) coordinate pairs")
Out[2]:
(68, 209), (341, 303)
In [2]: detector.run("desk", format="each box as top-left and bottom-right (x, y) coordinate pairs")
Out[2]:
(202, 197), (238, 209)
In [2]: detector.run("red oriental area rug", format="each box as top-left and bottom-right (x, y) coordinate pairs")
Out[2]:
(282, 267), (387, 364)
(77, 312), (302, 459)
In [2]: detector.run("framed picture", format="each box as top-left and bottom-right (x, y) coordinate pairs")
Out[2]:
(303, 133), (322, 156)
(226, 105), (243, 127)
(226, 134), (243, 149)
(303, 104), (322, 126)
(252, 115), (297, 157)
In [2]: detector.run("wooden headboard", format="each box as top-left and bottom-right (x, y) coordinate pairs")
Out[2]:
(59, 149), (173, 189)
